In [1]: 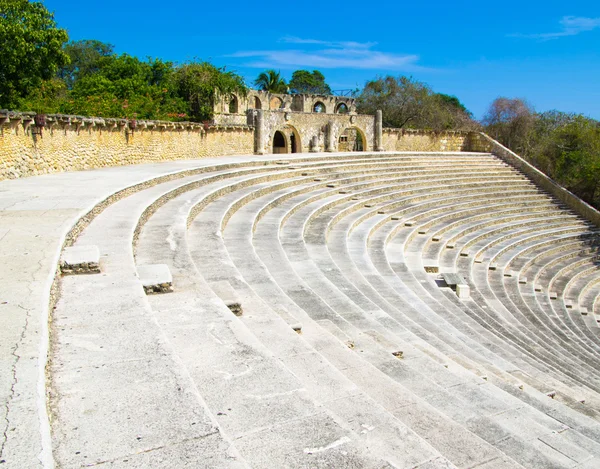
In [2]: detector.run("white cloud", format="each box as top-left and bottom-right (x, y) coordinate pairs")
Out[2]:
(227, 37), (424, 71)
(511, 15), (600, 39)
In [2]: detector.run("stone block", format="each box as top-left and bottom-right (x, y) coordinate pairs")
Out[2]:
(405, 221), (414, 227)
(549, 292), (558, 300)
(488, 263), (498, 271)
(60, 245), (100, 274)
(209, 280), (243, 316)
(535, 285), (543, 292)
(423, 259), (439, 274)
(564, 299), (573, 309)
(456, 284), (470, 299)
(137, 264), (173, 294)
(519, 277), (527, 284)
(580, 307), (588, 315)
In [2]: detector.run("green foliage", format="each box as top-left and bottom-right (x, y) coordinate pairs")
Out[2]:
(57, 53), (187, 119)
(288, 70), (332, 95)
(0, 0), (70, 108)
(174, 62), (247, 121)
(17, 77), (67, 113)
(59, 39), (114, 89)
(253, 69), (287, 93)
(528, 114), (600, 207)
(483, 100), (600, 208)
(357, 76), (476, 130)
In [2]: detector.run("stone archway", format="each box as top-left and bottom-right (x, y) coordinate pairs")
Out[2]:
(338, 126), (367, 152)
(335, 103), (349, 114)
(313, 101), (326, 113)
(270, 96), (284, 110)
(271, 125), (302, 154)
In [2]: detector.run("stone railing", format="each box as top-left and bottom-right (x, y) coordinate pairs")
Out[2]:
(471, 132), (600, 227)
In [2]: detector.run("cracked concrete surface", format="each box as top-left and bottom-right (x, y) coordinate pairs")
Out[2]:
(0, 156), (271, 468)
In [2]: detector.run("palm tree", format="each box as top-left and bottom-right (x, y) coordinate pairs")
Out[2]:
(253, 70), (287, 93)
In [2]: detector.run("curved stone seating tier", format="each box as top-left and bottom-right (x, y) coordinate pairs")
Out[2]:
(363, 214), (600, 398)
(45, 152), (600, 469)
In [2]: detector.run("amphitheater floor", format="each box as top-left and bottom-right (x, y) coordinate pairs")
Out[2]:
(2, 152), (600, 469)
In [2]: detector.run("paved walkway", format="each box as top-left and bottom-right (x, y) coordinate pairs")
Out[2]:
(0, 155), (272, 468)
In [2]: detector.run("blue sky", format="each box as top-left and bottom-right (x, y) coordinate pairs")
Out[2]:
(43, 0), (600, 120)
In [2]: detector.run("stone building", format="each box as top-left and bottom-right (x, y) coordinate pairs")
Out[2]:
(213, 90), (382, 154)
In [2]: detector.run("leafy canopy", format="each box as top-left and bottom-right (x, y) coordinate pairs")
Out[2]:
(59, 39), (114, 89)
(174, 62), (247, 121)
(288, 70), (332, 95)
(0, 0), (70, 108)
(357, 75), (476, 131)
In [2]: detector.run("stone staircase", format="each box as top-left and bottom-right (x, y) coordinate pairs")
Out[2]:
(50, 152), (600, 468)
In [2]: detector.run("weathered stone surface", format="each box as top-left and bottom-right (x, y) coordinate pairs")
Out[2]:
(60, 245), (100, 274)
(138, 264), (173, 294)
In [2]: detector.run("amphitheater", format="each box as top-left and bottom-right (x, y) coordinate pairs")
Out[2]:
(2, 97), (600, 469)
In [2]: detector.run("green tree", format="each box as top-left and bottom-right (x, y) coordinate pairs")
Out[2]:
(288, 70), (332, 95)
(357, 76), (476, 130)
(60, 53), (186, 119)
(253, 69), (287, 93)
(482, 97), (535, 153)
(59, 39), (114, 89)
(0, 0), (70, 109)
(527, 114), (600, 206)
(174, 62), (247, 121)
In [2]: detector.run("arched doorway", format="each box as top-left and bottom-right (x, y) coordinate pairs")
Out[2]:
(273, 131), (287, 154)
(228, 95), (238, 114)
(338, 127), (366, 152)
(272, 126), (302, 154)
(254, 96), (262, 109)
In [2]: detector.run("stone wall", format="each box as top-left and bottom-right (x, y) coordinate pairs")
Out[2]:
(382, 129), (470, 152)
(0, 112), (253, 180)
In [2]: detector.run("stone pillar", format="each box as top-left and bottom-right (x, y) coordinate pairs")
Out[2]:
(375, 110), (384, 151)
(326, 121), (335, 152)
(254, 110), (265, 155)
(310, 135), (320, 153)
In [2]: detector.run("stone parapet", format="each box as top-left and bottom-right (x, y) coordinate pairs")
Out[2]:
(382, 128), (472, 152)
(0, 110), (253, 180)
